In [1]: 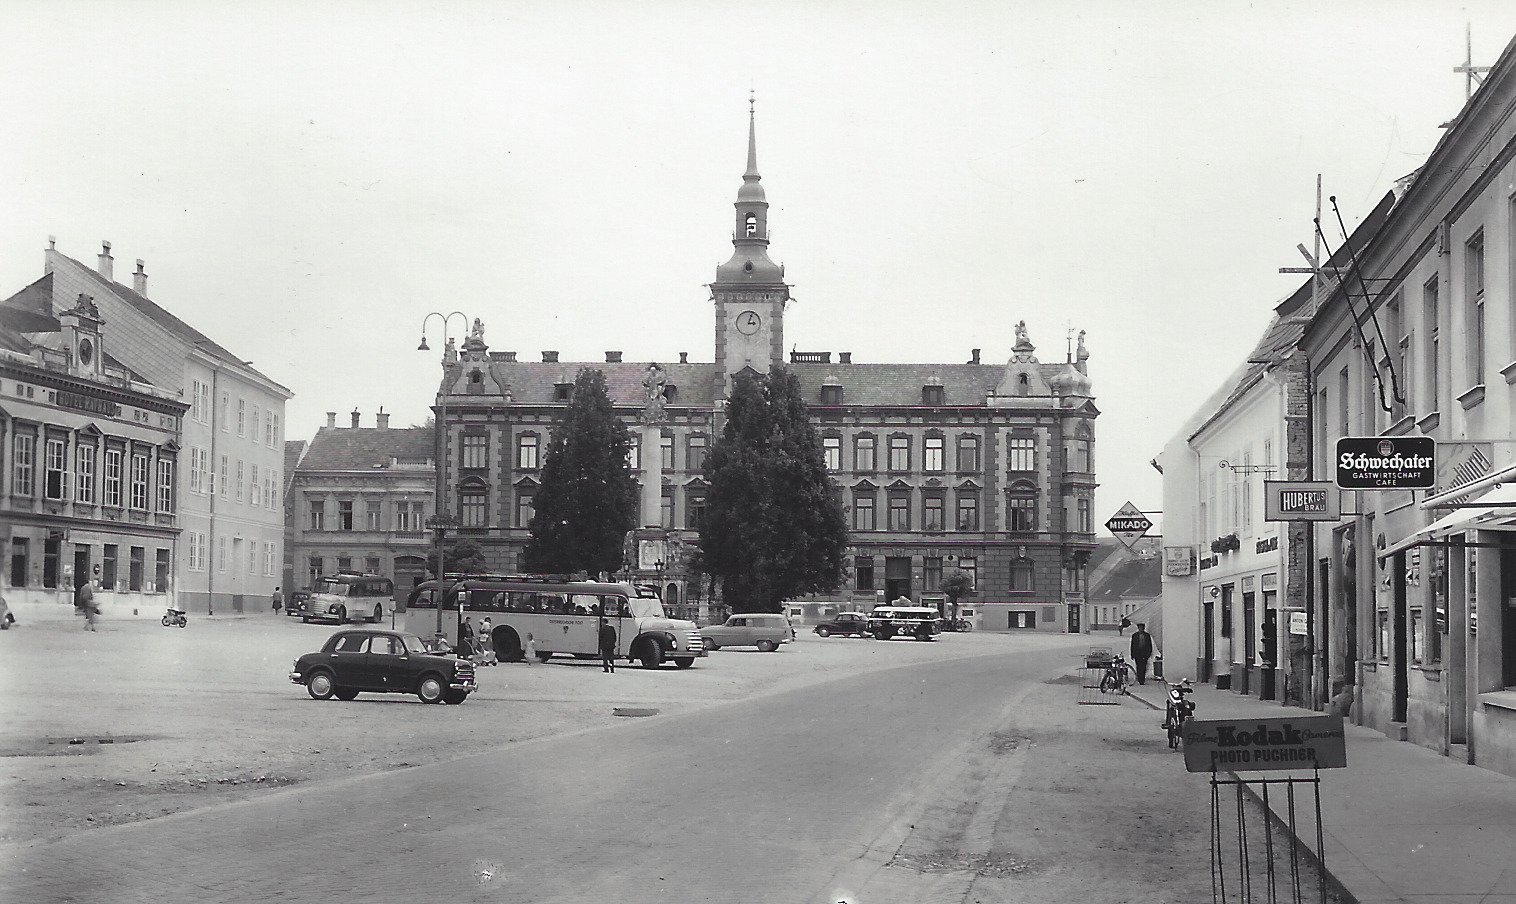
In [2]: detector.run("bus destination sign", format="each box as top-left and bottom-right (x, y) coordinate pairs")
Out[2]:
(1335, 437), (1435, 490)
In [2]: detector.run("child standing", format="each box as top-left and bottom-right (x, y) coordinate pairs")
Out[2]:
(523, 632), (537, 664)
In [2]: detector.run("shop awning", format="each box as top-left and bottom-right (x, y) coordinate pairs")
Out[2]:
(1380, 483), (1516, 559)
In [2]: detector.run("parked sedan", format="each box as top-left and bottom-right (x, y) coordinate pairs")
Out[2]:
(283, 590), (312, 618)
(812, 611), (872, 638)
(700, 613), (795, 652)
(289, 628), (476, 704)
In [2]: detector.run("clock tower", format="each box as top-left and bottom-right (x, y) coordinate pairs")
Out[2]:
(713, 96), (790, 384)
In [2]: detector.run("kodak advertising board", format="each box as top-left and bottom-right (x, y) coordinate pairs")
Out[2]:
(1182, 715), (1346, 773)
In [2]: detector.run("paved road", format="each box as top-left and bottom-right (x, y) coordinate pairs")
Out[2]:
(2, 641), (1078, 904)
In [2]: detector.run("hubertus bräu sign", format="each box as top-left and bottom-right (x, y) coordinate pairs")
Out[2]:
(1182, 715), (1347, 773)
(1335, 436), (1435, 490)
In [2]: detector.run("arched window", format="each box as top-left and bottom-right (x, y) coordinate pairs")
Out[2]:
(1017, 373), (1030, 396)
(745, 213), (758, 236)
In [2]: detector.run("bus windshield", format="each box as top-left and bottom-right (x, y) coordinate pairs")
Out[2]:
(314, 580), (350, 596)
(627, 595), (665, 619)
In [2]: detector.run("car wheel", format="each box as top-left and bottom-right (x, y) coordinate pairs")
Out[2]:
(306, 670), (335, 700)
(704, 641), (720, 651)
(816, 626), (832, 637)
(443, 690), (468, 705)
(638, 640), (664, 669)
(334, 688), (359, 701)
(417, 674), (446, 704)
(674, 657), (694, 669)
(301, 615), (310, 624)
(756, 639), (777, 652)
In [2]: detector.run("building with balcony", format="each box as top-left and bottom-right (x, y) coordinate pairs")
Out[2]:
(428, 104), (1099, 631)
(1, 285), (188, 615)
(287, 410), (434, 596)
(24, 241), (293, 614)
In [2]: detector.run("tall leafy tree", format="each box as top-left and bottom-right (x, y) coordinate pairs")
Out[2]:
(700, 366), (848, 612)
(521, 369), (639, 575)
(426, 539), (488, 577)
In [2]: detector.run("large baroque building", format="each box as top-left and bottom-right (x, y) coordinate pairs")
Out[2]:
(8, 241), (293, 614)
(1, 285), (189, 614)
(429, 107), (1100, 631)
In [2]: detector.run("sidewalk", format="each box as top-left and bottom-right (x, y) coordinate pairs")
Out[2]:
(4, 599), (279, 623)
(1128, 680), (1516, 904)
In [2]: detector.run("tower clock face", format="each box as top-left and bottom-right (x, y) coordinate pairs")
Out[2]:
(735, 310), (762, 335)
(78, 338), (94, 366)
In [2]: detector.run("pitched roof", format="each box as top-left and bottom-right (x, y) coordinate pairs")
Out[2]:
(1088, 555), (1163, 602)
(0, 273), (60, 335)
(297, 426), (434, 471)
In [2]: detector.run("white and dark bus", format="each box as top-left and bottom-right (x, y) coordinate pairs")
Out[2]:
(404, 574), (707, 669)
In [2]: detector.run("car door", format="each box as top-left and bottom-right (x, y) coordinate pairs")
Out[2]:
(327, 632), (370, 687)
(365, 634), (414, 691)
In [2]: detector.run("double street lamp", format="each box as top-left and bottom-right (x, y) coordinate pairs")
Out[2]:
(418, 311), (470, 639)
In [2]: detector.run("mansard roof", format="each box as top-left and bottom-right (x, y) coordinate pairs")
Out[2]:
(788, 362), (1065, 407)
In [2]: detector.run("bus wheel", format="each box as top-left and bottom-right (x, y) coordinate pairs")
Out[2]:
(372, 605), (383, 623)
(498, 630), (524, 662)
(638, 640), (664, 669)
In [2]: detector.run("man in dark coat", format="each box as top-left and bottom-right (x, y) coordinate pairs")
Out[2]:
(599, 621), (617, 674)
(1129, 623), (1154, 685)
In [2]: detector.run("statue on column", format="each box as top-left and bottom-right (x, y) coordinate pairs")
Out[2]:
(641, 363), (668, 425)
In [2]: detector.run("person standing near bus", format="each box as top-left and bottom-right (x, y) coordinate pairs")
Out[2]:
(599, 620), (617, 673)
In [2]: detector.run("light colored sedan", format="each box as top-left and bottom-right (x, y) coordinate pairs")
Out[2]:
(700, 613), (795, 652)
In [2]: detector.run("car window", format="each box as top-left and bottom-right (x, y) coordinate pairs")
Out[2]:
(730, 618), (745, 627)
(368, 636), (401, 655)
(401, 634), (428, 653)
(335, 634), (366, 653)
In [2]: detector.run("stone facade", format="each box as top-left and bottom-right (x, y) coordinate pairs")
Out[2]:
(426, 106), (1100, 632)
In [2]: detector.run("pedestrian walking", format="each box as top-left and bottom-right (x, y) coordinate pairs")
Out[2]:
(78, 579), (99, 632)
(475, 623), (496, 666)
(524, 632), (537, 664)
(1130, 622), (1154, 685)
(1119, 616), (1130, 635)
(271, 586), (283, 613)
(599, 620), (617, 673)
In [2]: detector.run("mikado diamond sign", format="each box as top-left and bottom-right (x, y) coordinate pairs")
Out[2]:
(1105, 501), (1153, 550)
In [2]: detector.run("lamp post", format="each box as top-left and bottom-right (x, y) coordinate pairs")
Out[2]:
(418, 311), (470, 638)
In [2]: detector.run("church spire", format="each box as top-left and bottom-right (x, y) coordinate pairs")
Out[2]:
(745, 91), (760, 180)
(716, 93), (784, 285)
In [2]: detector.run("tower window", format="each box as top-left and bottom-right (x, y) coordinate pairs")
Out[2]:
(745, 214), (757, 236)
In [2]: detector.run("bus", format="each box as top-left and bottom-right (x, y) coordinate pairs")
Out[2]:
(303, 573), (395, 624)
(404, 574), (708, 669)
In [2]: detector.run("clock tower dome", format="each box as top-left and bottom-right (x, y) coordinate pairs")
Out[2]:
(713, 95), (790, 383)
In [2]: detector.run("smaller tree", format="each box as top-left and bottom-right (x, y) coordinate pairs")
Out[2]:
(426, 539), (488, 578)
(941, 569), (976, 619)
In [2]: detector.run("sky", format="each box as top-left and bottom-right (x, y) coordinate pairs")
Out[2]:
(5, 0), (1516, 530)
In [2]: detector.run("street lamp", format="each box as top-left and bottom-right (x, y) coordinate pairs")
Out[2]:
(418, 311), (470, 638)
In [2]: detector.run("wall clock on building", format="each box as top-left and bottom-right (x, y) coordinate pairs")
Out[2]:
(78, 338), (94, 366)
(736, 310), (762, 335)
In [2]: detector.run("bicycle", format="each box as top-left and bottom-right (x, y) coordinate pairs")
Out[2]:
(1098, 654), (1134, 694)
(1162, 679), (1196, 749)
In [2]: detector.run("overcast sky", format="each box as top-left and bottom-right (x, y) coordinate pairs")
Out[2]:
(5, 1), (1516, 528)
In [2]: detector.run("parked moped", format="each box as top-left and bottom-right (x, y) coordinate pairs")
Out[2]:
(161, 607), (188, 628)
(1162, 679), (1195, 749)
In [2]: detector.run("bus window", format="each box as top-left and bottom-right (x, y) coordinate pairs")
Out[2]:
(408, 588), (436, 609)
(569, 594), (598, 615)
(542, 594), (567, 615)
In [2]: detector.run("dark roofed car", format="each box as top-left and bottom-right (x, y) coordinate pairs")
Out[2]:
(283, 590), (312, 617)
(289, 628), (476, 704)
(813, 611), (872, 638)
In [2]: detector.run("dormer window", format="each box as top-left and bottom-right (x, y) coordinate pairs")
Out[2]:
(554, 383), (573, 402)
(664, 384), (678, 403)
(821, 385), (843, 405)
(922, 385), (944, 406)
(1017, 373), (1030, 396)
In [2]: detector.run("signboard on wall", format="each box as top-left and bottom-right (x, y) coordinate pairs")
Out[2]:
(1164, 546), (1195, 576)
(1264, 481), (1341, 521)
(1105, 501), (1154, 549)
(1182, 715), (1346, 772)
(1335, 437), (1435, 490)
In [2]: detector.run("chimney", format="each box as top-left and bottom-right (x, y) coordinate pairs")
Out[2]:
(350, 409), (361, 429)
(839, 352), (852, 364)
(606, 351), (622, 363)
(376, 408), (390, 430)
(542, 351), (559, 363)
(326, 411), (337, 428)
(679, 352), (689, 364)
(133, 260), (147, 296)
(97, 241), (114, 281)
(970, 348), (981, 365)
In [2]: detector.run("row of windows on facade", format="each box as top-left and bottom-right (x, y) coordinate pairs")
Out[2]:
(850, 555), (1087, 595)
(306, 555), (384, 586)
(443, 485), (1092, 535)
(11, 433), (174, 512)
(186, 448), (279, 509)
(181, 531), (279, 575)
(1200, 439), (1274, 542)
(188, 380), (282, 448)
(8, 538), (168, 592)
(468, 432), (1091, 476)
(305, 498), (430, 532)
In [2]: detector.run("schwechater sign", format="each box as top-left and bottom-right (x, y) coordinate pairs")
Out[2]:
(1182, 715), (1346, 773)
(1335, 436), (1435, 490)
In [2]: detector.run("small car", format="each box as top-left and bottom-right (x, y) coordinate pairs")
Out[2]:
(283, 590), (312, 618)
(700, 613), (795, 652)
(867, 606), (943, 641)
(289, 628), (476, 704)
(812, 611), (872, 638)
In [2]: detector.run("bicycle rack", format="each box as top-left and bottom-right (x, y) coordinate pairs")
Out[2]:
(1076, 667), (1124, 705)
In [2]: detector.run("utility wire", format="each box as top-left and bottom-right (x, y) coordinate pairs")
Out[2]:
(1330, 196), (1405, 409)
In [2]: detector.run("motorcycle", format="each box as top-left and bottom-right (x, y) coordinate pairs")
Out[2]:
(1162, 678), (1195, 749)
(161, 607), (188, 628)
